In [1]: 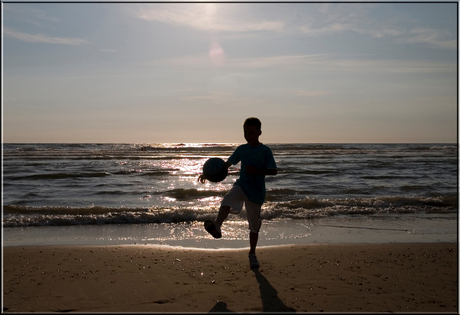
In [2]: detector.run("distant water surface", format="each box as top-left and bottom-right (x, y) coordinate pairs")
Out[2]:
(2, 143), (457, 246)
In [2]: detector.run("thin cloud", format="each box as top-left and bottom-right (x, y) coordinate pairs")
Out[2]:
(150, 53), (325, 69)
(309, 57), (456, 74)
(3, 4), (60, 27)
(181, 92), (261, 106)
(151, 53), (455, 74)
(298, 4), (455, 50)
(129, 3), (456, 51)
(404, 28), (457, 50)
(4, 27), (90, 45)
(301, 23), (456, 50)
(132, 4), (284, 33)
(301, 23), (403, 39)
(300, 23), (351, 36)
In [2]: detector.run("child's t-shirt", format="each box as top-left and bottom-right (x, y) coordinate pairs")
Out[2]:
(228, 143), (277, 205)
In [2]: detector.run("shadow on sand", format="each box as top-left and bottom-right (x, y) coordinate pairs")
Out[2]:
(208, 301), (234, 313)
(208, 268), (296, 313)
(252, 268), (296, 312)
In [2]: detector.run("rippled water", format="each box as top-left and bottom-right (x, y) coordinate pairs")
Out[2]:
(3, 143), (457, 229)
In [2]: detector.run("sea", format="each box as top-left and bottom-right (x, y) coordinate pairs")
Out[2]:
(2, 143), (458, 248)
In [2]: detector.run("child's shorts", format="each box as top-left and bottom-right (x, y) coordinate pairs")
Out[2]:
(221, 185), (262, 233)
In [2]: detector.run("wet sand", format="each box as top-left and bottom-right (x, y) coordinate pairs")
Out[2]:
(3, 243), (458, 313)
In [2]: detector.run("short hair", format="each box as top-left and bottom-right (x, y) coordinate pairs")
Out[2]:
(243, 117), (262, 130)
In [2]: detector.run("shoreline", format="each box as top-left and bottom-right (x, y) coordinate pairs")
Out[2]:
(4, 214), (457, 248)
(3, 242), (458, 313)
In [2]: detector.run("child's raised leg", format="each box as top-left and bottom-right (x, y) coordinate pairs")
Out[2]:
(215, 205), (230, 231)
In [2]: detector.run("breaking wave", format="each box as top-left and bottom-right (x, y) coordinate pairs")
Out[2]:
(3, 195), (456, 227)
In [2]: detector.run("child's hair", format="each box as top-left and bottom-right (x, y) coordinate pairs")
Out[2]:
(244, 117), (262, 131)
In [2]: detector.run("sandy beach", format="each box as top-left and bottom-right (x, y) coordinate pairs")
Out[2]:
(3, 243), (458, 313)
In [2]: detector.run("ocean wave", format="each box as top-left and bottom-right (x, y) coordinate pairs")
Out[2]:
(268, 195), (458, 219)
(3, 205), (214, 227)
(400, 185), (433, 192)
(160, 188), (227, 200)
(3, 195), (456, 227)
(112, 170), (172, 176)
(265, 188), (315, 201)
(138, 143), (237, 152)
(7, 170), (176, 181)
(278, 168), (339, 175)
(7, 172), (110, 180)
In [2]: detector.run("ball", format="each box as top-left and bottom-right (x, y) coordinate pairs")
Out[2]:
(203, 158), (228, 182)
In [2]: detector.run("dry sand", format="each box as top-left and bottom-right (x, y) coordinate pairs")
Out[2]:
(3, 243), (458, 313)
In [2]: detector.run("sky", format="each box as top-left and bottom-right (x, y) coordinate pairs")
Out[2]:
(2, 2), (458, 143)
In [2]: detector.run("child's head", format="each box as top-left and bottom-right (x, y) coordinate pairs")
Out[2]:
(243, 117), (262, 131)
(243, 117), (262, 145)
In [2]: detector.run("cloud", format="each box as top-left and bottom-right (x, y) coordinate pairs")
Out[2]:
(3, 4), (60, 27)
(309, 57), (456, 74)
(404, 28), (457, 50)
(132, 4), (284, 33)
(302, 22), (404, 38)
(150, 53), (324, 69)
(151, 53), (455, 74)
(301, 22), (455, 50)
(297, 4), (456, 50)
(129, 4), (455, 50)
(181, 91), (259, 106)
(3, 27), (90, 45)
